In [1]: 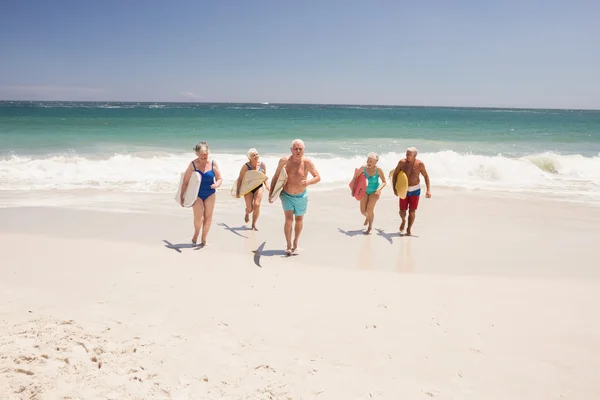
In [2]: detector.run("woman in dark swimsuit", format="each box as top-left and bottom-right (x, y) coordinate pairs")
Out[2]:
(180, 141), (222, 246)
(235, 148), (270, 231)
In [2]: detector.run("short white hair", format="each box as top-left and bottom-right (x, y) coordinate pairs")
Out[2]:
(407, 146), (418, 155)
(247, 148), (258, 159)
(367, 152), (379, 161)
(291, 139), (305, 148)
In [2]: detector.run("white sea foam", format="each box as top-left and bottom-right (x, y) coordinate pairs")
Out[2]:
(1, 151), (599, 204)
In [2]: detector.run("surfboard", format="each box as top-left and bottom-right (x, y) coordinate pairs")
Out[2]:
(175, 171), (201, 207)
(349, 169), (367, 200)
(269, 166), (288, 203)
(389, 169), (409, 199)
(231, 170), (268, 197)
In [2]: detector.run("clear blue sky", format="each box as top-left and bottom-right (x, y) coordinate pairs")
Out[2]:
(1, 0), (599, 109)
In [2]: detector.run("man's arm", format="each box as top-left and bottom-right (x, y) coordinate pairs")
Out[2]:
(303, 159), (321, 186)
(392, 160), (404, 195)
(420, 162), (431, 198)
(268, 157), (287, 201)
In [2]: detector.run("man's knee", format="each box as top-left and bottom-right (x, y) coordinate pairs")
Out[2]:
(294, 215), (304, 222)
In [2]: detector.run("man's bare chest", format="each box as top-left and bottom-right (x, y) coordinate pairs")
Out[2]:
(286, 163), (305, 178)
(402, 163), (420, 176)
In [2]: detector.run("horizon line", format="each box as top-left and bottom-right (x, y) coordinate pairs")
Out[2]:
(0, 99), (598, 112)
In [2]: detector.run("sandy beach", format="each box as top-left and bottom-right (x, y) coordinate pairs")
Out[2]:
(1, 187), (600, 399)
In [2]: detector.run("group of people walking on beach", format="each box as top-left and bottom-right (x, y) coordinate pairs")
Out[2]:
(179, 139), (431, 254)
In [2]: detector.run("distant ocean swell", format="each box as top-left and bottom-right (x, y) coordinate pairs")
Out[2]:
(1, 151), (599, 203)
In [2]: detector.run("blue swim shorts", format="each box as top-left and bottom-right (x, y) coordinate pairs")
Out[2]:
(280, 190), (308, 216)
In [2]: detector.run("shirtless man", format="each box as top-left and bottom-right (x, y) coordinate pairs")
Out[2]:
(392, 147), (431, 235)
(269, 139), (321, 255)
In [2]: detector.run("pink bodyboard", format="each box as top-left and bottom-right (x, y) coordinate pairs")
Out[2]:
(349, 170), (367, 200)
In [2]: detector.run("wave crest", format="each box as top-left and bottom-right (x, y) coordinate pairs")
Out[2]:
(1, 151), (599, 202)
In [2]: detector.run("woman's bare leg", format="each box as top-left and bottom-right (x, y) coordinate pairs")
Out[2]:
(251, 188), (263, 230)
(191, 198), (205, 243)
(365, 193), (380, 234)
(243, 192), (253, 223)
(360, 195), (369, 226)
(201, 193), (216, 245)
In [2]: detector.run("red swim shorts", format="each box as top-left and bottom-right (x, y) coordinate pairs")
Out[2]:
(399, 188), (421, 211)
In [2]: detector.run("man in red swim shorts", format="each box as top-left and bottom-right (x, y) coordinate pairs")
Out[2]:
(392, 147), (431, 235)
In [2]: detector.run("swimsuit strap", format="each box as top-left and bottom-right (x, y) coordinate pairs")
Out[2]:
(246, 162), (252, 170)
(364, 166), (368, 176)
(191, 161), (197, 171)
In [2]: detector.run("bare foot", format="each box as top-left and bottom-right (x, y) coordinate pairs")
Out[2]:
(285, 248), (292, 256)
(406, 228), (411, 236)
(292, 247), (299, 255)
(191, 234), (199, 244)
(200, 241), (207, 247)
(365, 227), (372, 235)
(399, 220), (406, 232)
(244, 213), (249, 223)
(251, 225), (258, 231)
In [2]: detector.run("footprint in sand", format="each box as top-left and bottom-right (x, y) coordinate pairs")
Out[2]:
(2, 317), (170, 398)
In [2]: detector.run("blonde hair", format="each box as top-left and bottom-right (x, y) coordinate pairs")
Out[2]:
(407, 146), (418, 155)
(194, 141), (209, 154)
(367, 152), (379, 161)
(247, 148), (258, 160)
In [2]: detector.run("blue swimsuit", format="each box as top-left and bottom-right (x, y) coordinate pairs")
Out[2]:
(192, 160), (216, 200)
(364, 166), (380, 195)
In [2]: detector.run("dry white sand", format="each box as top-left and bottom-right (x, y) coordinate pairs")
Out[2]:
(1, 188), (599, 399)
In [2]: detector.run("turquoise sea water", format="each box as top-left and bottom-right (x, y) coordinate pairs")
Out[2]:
(1, 101), (599, 206)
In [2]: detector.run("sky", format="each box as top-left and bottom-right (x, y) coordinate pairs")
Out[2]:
(1, 0), (599, 109)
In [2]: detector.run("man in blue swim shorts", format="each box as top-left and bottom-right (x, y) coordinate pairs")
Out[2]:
(269, 139), (321, 255)
(280, 189), (308, 217)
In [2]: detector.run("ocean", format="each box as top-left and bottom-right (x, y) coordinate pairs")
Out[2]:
(1, 101), (599, 210)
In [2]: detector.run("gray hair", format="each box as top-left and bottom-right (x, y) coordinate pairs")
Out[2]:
(291, 138), (305, 149)
(247, 148), (258, 160)
(194, 141), (209, 154)
(407, 146), (418, 155)
(367, 152), (379, 161)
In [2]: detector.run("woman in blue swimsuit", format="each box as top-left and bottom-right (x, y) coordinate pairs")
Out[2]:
(235, 148), (270, 230)
(180, 141), (222, 246)
(351, 152), (387, 234)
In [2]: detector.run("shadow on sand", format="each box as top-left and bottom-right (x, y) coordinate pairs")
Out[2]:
(252, 241), (297, 268)
(163, 240), (202, 253)
(337, 228), (367, 237)
(375, 228), (419, 244)
(218, 222), (250, 239)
